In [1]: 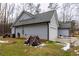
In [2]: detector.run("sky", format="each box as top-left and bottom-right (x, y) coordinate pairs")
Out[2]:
(11, 3), (50, 22)
(12, 3), (61, 20)
(6, 3), (79, 23)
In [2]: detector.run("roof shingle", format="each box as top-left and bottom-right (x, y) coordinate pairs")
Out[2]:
(13, 10), (55, 26)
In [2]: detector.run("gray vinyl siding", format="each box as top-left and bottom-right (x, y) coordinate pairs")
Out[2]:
(16, 26), (23, 37)
(11, 27), (15, 34)
(49, 11), (58, 41)
(15, 23), (48, 39)
(11, 27), (16, 34)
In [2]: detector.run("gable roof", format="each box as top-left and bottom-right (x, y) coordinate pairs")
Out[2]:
(11, 10), (34, 27)
(58, 21), (72, 29)
(12, 10), (56, 27)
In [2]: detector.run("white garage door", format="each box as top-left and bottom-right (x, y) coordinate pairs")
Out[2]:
(58, 29), (69, 37)
(49, 27), (58, 41)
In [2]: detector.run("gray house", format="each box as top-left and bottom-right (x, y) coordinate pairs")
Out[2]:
(58, 21), (72, 37)
(11, 10), (58, 41)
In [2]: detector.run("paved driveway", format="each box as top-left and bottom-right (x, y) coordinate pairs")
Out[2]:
(56, 37), (79, 46)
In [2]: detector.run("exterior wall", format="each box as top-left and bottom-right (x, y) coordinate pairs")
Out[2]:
(49, 11), (58, 41)
(58, 29), (69, 37)
(16, 26), (23, 37)
(11, 27), (16, 34)
(15, 23), (48, 39)
(49, 26), (58, 41)
(12, 10), (58, 40)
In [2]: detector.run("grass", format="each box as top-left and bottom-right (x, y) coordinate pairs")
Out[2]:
(0, 37), (79, 56)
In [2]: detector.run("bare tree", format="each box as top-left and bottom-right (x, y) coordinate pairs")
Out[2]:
(26, 3), (35, 14)
(0, 3), (15, 34)
(60, 3), (74, 22)
(75, 4), (79, 20)
(48, 3), (59, 10)
(34, 4), (41, 14)
(7, 3), (15, 23)
(20, 3), (41, 14)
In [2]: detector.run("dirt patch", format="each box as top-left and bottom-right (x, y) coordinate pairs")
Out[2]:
(0, 38), (16, 44)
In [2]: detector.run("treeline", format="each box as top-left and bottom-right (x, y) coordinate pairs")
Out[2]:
(0, 23), (12, 35)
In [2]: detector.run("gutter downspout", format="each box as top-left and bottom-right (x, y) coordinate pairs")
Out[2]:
(47, 22), (49, 40)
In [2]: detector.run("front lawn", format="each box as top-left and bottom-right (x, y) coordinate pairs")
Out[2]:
(0, 38), (79, 56)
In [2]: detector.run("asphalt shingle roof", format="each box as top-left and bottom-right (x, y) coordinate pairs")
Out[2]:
(58, 21), (72, 29)
(13, 10), (55, 26)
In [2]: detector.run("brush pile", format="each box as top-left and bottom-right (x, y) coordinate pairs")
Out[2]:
(24, 35), (41, 46)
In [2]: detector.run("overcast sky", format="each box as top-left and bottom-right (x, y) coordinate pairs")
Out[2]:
(7, 3), (79, 22)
